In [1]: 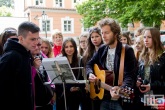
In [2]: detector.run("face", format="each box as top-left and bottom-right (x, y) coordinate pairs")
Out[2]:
(79, 37), (87, 50)
(30, 39), (42, 56)
(143, 30), (153, 49)
(134, 31), (140, 37)
(101, 25), (116, 45)
(41, 42), (49, 55)
(120, 36), (127, 44)
(53, 34), (63, 46)
(91, 32), (102, 46)
(64, 41), (75, 56)
(19, 32), (39, 51)
(135, 37), (143, 52)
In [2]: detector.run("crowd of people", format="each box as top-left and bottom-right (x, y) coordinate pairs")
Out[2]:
(0, 17), (164, 110)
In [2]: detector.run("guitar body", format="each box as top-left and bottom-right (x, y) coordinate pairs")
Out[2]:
(90, 64), (134, 102)
(90, 64), (105, 100)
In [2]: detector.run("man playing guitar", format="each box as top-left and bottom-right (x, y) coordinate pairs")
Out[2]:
(86, 18), (137, 110)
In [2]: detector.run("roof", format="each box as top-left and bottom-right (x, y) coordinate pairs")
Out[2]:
(24, 6), (76, 12)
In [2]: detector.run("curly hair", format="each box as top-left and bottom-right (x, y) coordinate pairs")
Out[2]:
(98, 18), (121, 40)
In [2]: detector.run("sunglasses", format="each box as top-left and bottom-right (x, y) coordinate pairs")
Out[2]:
(89, 27), (101, 34)
(2, 29), (17, 36)
(1, 29), (17, 45)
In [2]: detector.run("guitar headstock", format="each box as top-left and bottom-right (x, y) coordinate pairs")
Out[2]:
(119, 86), (134, 103)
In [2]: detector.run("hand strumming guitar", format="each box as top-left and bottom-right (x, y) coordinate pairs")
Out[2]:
(89, 73), (97, 83)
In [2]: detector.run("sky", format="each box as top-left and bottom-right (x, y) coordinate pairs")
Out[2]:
(13, 0), (24, 17)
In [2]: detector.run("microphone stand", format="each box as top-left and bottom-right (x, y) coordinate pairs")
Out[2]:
(59, 72), (67, 110)
(42, 69), (68, 110)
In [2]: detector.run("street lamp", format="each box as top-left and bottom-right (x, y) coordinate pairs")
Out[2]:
(27, 13), (30, 21)
(42, 11), (48, 38)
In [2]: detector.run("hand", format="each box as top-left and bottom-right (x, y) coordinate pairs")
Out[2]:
(136, 78), (142, 87)
(110, 86), (120, 100)
(51, 92), (56, 104)
(139, 84), (150, 93)
(33, 57), (42, 69)
(85, 83), (90, 92)
(88, 73), (97, 83)
(70, 87), (80, 92)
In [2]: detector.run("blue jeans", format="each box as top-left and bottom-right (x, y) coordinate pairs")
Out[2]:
(100, 100), (123, 110)
(53, 102), (56, 110)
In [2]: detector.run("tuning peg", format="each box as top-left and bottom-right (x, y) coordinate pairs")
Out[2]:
(123, 97), (127, 102)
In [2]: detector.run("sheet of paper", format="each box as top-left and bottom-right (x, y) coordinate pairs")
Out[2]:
(42, 56), (86, 84)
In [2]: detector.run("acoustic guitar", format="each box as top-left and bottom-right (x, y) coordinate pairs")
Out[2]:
(90, 64), (134, 102)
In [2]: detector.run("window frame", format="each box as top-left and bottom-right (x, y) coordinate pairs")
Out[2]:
(61, 17), (74, 34)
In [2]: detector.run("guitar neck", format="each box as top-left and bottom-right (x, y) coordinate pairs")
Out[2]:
(100, 82), (112, 91)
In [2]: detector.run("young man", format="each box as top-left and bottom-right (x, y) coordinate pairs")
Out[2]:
(0, 21), (40, 110)
(86, 18), (137, 110)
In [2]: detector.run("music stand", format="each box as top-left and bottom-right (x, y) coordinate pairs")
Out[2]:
(42, 57), (86, 110)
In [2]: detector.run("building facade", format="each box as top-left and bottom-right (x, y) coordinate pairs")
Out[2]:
(24, 0), (86, 42)
(24, 0), (165, 41)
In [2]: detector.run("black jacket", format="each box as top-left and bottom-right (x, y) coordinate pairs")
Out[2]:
(86, 41), (137, 99)
(0, 38), (34, 110)
(137, 52), (165, 95)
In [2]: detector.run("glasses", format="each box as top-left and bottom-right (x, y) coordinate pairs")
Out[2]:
(80, 40), (87, 43)
(37, 43), (41, 47)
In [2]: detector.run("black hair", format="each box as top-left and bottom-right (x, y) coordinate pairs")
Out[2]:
(18, 21), (40, 38)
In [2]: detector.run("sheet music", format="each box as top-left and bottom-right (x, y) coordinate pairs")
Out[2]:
(42, 56), (86, 84)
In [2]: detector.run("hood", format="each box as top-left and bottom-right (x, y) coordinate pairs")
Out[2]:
(3, 38), (30, 57)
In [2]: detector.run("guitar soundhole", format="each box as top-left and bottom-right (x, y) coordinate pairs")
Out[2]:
(94, 79), (101, 94)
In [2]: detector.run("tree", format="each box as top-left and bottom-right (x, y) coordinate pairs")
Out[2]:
(0, 6), (12, 16)
(0, 0), (14, 8)
(76, 0), (165, 29)
(0, 0), (14, 16)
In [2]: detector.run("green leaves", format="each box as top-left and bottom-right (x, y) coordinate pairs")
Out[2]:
(76, 0), (165, 28)
(0, 0), (14, 8)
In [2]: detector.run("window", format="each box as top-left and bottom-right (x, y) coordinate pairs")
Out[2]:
(35, 0), (43, 5)
(121, 28), (128, 32)
(42, 20), (50, 32)
(72, 0), (81, 8)
(64, 20), (71, 32)
(81, 25), (90, 32)
(84, 28), (90, 32)
(74, 0), (77, 3)
(61, 17), (74, 33)
(55, 0), (63, 7)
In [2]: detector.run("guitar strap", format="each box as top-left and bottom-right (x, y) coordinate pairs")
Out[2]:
(118, 44), (125, 86)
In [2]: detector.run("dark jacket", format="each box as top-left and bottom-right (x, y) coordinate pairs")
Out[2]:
(0, 38), (34, 110)
(137, 52), (165, 95)
(86, 41), (137, 99)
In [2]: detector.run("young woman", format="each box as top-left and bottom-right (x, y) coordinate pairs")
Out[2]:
(120, 32), (132, 45)
(82, 26), (103, 110)
(41, 38), (54, 58)
(0, 27), (17, 56)
(31, 38), (54, 110)
(134, 35), (144, 60)
(83, 26), (103, 65)
(135, 27), (165, 110)
(78, 32), (88, 56)
(55, 38), (85, 110)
